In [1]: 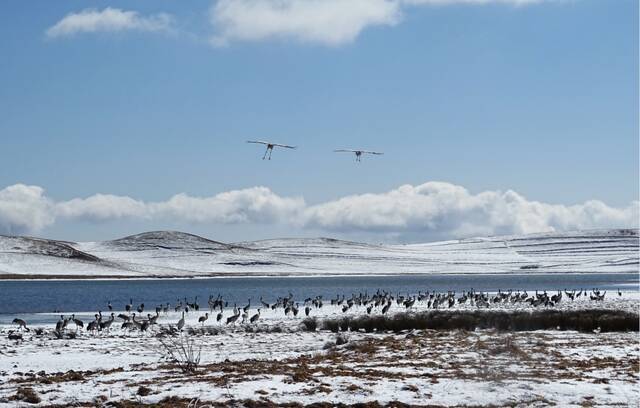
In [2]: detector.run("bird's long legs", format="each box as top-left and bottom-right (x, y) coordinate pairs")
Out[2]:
(262, 147), (269, 160)
(268, 147), (273, 160)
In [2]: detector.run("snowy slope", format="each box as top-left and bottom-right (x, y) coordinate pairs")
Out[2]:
(0, 229), (637, 278)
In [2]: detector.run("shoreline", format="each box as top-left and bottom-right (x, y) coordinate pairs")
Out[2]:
(2, 270), (640, 282)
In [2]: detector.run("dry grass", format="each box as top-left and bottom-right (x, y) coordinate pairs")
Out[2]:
(11, 367), (125, 385)
(486, 336), (530, 360)
(345, 339), (378, 355)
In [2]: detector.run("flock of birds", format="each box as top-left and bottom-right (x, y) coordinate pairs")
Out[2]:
(9, 287), (621, 337)
(247, 140), (383, 161)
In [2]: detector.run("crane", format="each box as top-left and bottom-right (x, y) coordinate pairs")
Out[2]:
(334, 149), (383, 162)
(247, 140), (296, 160)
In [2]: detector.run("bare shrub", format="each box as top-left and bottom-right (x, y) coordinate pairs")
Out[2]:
(157, 335), (202, 373)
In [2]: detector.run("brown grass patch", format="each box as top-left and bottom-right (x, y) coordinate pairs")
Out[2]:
(11, 386), (41, 404)
(487, 336), (530, 360)
(13, 367), (125, 385)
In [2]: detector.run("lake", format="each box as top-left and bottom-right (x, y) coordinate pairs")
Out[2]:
(1, 273), (638, 324)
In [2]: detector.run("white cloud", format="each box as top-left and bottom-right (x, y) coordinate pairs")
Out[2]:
(56, 194), (148, 221)
(46, 7), (173, 39)
(150, 187), (305, 223)
(53, 187), (304, 225)
(0, 184), (55, 235)
(208, 0), (556, 46)
(0, 182), (636, 241)
(209, 0), (401, 46)
(302, 182), (640, 240)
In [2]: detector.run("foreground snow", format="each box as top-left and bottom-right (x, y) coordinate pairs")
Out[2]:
(2, 328), (637, 407)
(1, 294), (638, 407)
(0, 229), (637, 278)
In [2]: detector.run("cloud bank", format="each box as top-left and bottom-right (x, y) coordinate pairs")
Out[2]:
(46, 7), (174, 38)
(303, 182), (639, 241)
(0, 182), (636, 241)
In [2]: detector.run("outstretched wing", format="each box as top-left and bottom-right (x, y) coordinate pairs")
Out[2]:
(272, 143), (297, 149)
(247, 141), (296, 149)
(334, 149), (383, 155)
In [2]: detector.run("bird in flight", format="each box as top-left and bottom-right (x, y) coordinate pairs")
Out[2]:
(334, 149), (383, 162)
(247, 140), (297, 160)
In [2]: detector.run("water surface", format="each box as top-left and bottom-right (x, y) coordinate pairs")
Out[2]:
(1, 273), (637, 324)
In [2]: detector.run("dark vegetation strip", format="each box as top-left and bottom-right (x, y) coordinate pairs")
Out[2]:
(304, 309), (639, 333)
(40, 397), (493, 408)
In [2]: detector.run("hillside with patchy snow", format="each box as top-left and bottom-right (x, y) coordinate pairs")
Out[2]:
(0, 229), (637, 278)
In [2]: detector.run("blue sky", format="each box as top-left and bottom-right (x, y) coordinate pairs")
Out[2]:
(0, 0), (637, 243)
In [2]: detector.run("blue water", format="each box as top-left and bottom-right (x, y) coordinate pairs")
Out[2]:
(0, 273), (637, 321)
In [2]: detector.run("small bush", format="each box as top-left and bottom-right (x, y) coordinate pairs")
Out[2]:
(64, 370), (85, 382)
(156, 335), (202, 374)
(335, 333), (349, 346)
(12, 387), (40, 404)
(301, 318), (317, 332)
(137, 385), (152, 396)
(268, 325), (283, 333)
(402, 384), (419, 392)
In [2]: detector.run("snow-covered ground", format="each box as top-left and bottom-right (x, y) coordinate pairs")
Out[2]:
(0, 229), (637, 278)
(1, 292), (638, 407)
(1, 230), (637, 405)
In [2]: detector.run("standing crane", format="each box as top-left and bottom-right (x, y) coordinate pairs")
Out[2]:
(12, 318), (29, 332)
(334, 149), (383, 162)
(247, 140), (296, 160)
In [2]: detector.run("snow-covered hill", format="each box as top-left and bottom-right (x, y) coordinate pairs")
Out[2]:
(0, 229), (637, 278)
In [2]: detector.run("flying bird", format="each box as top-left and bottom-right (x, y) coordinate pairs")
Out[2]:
(334, 149), (383, 162)
(247, 140), (296, 160)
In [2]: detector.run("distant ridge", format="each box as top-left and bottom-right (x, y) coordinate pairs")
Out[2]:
(0, 235), (99, 262)
(107, 231), (238, 251)
(0, 229), (637, 279)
